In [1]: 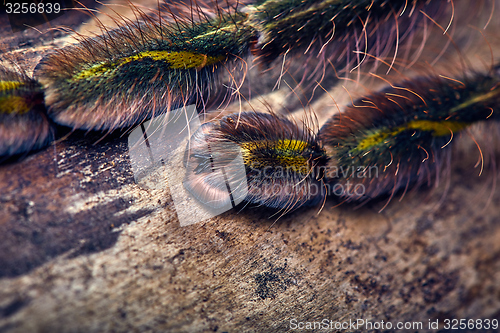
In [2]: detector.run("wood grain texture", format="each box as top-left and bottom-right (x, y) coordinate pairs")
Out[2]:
(1, 1), (500, 332)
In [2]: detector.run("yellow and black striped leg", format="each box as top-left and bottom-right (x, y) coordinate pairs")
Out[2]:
(0, 67), (53, 158)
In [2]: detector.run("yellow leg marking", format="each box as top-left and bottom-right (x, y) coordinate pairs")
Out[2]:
(356, 120), (469, 151)
(0, 95), (31, 114)
(0, 81), (23, 92)
(448, 88), (500, 114)
(75, 51), (226, 80)
(240, 139), (311, 170)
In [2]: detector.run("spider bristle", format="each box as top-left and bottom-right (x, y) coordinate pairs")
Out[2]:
(34, 0), (255, 131)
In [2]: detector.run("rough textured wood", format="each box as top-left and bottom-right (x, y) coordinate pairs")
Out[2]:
(1, 1), (500, 332)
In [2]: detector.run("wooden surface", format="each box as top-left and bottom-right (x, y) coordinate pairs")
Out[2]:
(1, 1), (500, 332)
